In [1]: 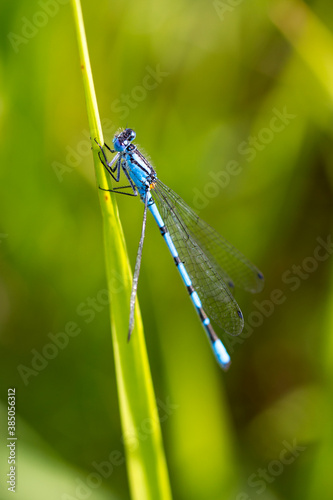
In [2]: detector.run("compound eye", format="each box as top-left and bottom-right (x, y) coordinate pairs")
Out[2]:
(125, 128), (136, 142)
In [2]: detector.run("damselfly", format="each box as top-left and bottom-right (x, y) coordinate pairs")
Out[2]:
(96, 129), (264, 370)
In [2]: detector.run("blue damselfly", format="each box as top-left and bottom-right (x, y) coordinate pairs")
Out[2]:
(96, 129), (264, 370)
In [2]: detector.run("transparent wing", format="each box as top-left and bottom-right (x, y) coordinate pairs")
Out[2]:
(151, 180), (264, 336)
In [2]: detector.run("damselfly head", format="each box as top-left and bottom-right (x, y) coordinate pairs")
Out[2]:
(113, 128), (136, 152)
(124, 128), (136, 142)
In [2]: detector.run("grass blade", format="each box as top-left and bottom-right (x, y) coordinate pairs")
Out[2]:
(70, 1), (173, 498)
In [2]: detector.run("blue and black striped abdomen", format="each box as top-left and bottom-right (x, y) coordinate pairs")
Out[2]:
(147, 192), (231, 369)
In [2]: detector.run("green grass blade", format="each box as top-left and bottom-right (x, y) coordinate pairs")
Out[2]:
(70, 2), (173, 499)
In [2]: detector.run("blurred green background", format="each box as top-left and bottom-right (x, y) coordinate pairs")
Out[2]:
(1, 0), (333, 499)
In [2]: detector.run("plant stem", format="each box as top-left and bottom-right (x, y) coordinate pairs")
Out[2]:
(70, 1), (173, 498)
